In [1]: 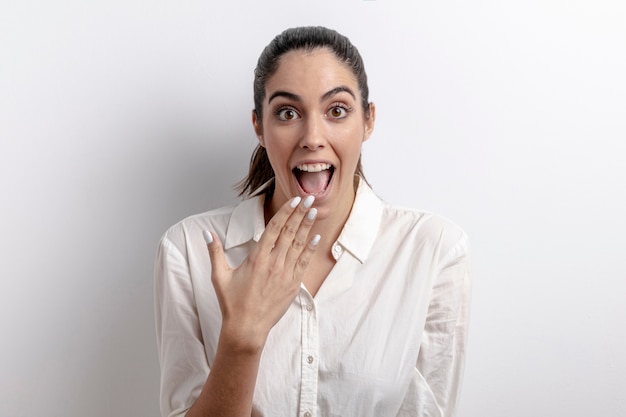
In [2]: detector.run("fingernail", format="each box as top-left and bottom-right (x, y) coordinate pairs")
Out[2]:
(307, 208), (317, 220)
(203, 230), (213, 244)
(290, 196), (302, 208)
(310, 234), (321, 246)
(303, 195), (315, 208)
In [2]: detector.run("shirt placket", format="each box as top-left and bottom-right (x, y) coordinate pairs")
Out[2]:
(298, 289), (319, 417)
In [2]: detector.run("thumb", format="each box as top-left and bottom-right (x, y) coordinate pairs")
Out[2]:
(203, 230), (229, 278)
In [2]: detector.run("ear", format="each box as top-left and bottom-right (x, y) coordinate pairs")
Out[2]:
(252, 109), (265, 147)
(362, 102), (376, 143)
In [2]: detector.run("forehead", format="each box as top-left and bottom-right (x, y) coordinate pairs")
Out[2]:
(265, 48), (359, 98)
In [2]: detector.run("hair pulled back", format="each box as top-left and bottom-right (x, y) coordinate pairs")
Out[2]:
(238, 26), (371, 196)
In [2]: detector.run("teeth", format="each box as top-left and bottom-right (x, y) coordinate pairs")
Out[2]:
(296, 163), (332, 172)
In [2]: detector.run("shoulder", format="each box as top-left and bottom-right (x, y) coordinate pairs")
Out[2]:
(379, 202), (469, 262)
(159, 204), (237, 255)
(354, 180), (469, 262)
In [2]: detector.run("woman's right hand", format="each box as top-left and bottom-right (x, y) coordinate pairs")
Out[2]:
(203, 195), (319, 353)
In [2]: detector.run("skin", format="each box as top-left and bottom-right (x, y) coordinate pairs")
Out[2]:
(254, 48), (375, 294)
(189, 47), (375, 416)
(255, 48), (375, 227)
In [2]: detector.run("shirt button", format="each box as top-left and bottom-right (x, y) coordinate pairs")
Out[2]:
(307, 355), (314, 364)
(306, 304), (313, 311)
(304, 411), (312, 417)
(332, 244), (343, 259)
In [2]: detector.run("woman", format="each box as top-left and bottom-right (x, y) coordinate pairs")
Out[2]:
(155, 26), (471, 417)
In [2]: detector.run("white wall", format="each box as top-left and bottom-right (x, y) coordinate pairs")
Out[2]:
(1, 1), (625, 416)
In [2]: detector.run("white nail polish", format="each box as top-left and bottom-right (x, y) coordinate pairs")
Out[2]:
(203, 230), (213, 244)
(290, 196), (302, 208)
(303, 195), (315, 208)
(307, 208), (317, 220)
(310, 234), (321, 246)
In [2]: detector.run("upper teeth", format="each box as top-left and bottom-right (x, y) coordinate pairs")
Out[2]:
(296, 163), (332, 172)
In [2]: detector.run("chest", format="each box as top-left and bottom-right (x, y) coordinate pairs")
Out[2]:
(252, 255), (433, 415)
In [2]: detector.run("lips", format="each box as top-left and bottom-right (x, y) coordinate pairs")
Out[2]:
(292, 163), (335, 195)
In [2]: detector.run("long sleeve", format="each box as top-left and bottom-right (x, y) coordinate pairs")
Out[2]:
(398, 233), (472, 417)
(154, 235), (210, 417)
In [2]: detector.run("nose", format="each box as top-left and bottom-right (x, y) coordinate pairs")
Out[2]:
(299, 115), (326, 150)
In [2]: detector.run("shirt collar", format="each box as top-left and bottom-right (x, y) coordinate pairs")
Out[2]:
(223, 177), (385, 261)
(223, 180), (271, 249)
(336, 177), (385, 264)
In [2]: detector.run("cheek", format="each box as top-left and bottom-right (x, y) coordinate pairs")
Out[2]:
(264, 124), (300, 154)
(336, 127), (365, 159)
(264, 139), (292, 172)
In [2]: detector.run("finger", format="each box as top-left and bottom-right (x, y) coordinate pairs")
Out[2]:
(203, 230), (229, 280)
(254, 196), (302, 256)
(293, 234), (321, 280)
(284, 207), (317, 269)
(272, 195), (315, 260)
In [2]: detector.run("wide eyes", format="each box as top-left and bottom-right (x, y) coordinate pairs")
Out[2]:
(328, 105), (348, 118)
(276, 108), (300, 121)
(274, 104), (351, 121)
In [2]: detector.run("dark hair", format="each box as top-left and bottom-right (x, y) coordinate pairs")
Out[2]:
(237, 26), (371, 196)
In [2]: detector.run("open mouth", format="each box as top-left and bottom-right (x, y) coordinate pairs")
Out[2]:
(293, 163), (335, 195)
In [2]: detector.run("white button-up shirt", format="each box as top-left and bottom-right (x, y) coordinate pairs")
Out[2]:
(154, 178), (471, 417)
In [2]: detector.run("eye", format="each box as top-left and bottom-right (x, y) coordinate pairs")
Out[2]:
(327, 103), (351, 119)
(275, 107), (300, 121)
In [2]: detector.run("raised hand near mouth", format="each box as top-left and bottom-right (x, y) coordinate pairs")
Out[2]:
(185, 195), (320, 416)
(203, 195), (319, 352)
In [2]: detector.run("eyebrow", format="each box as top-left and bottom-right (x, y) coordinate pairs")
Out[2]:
(268, 90), (301, 104)
(267, 86), (356, 104)
(322, 86), (356, 102)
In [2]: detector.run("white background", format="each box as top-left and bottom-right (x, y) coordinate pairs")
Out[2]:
(1, 1), (625, 416)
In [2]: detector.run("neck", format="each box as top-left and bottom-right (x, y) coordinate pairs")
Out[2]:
(309, 200), (352, 253)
